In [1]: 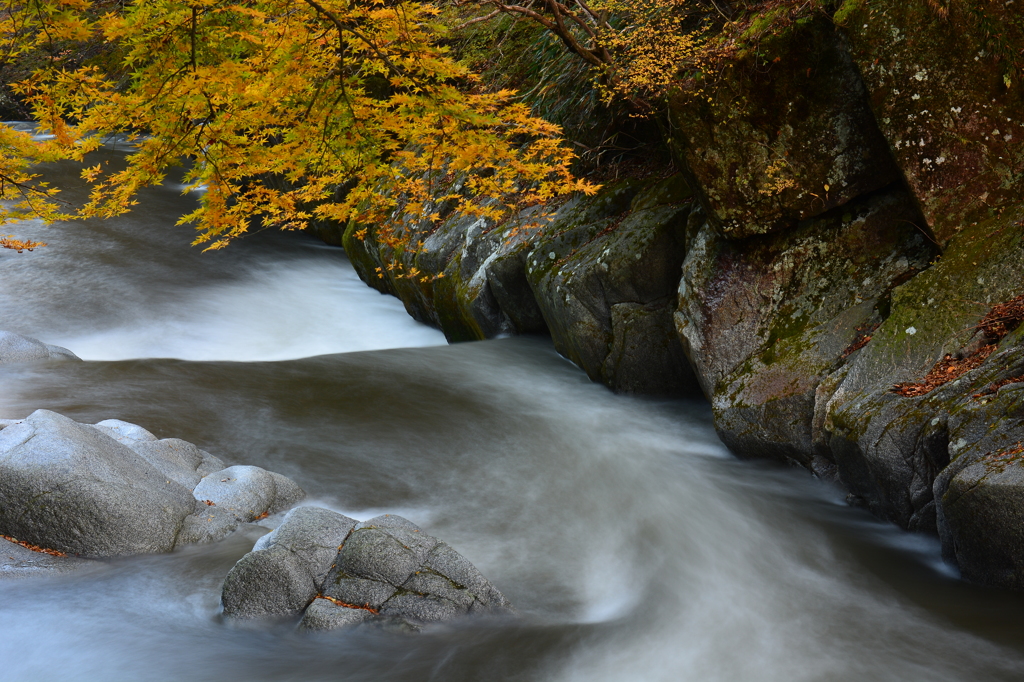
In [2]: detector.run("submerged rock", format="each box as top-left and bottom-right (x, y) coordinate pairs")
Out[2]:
(222, 508), (514, 631)
(0, 331), (79, 364)
(0, 410), (305, 562)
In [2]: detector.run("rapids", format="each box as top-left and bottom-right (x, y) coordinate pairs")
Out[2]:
(2, 145), (1024, 681)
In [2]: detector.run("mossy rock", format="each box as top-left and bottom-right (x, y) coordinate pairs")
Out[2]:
(838, 0), (1024, 245)
(942, 441), (1024, 589)
(677, 187), (934, 469)
(526, 176), (700, 395)
(823, 205), (1024, 536)
(667, 16), (900, 239)
(342, 220), (396, 297)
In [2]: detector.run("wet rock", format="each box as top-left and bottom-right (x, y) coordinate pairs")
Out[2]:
(129, 438), (224, 489)
(93, 419), (227, 483)
(838, 0), (1024, 245)
(676, 188), (934, 469)
(0, 410), (196, 557)
(0, 537), (94, 580)
(666, 17), (900, 239)
(299, 598), (374, 631)
(355, 514), (438, 560)
(336, 528), (422, 586)
(222, 508), (514, 630)
(0, 331), (80, 364)
(91, 419), (159, 443)
(0, 410), (306, 558)
(222, 545), (318, 619)
(941, 450), (1024, 589)
(527, 176), (700, 395)
(321, 574), (397, 610)
(176, 501), (243, 546)
(192, 465), (306, 522)
(341, 173), (704, 397)
(222, 507), (358, 620)
(422, 541), (512, 610)
(824, 208), (1024, 532)
(253, 506), (357, 585)
(379, 592), (467, 624)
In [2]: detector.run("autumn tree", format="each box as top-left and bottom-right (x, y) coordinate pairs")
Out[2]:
(0, 0), (597, 250)
(451, 0), (717, 114)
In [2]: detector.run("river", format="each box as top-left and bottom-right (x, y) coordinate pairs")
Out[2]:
(2, 143), (1024, 681)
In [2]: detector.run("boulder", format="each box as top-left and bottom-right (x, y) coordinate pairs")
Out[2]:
(192, 465), (306, 522)
(222, 509), (514, 631)
(0, 410), (197, 556)
(253, 506), (357, 585)
(222, 545), (318, 619)
(675, 188), (934, 472)
(527, 176), (700, 395)
(666, 17), (900, 239)
(0, 410), (306, 558)
(940, 448), (1024, 589)
(0, 331), (80, 364)
(222, 507), (357, 619)
(824, 207), (1024, 532)
(838, 0), (1024, 245)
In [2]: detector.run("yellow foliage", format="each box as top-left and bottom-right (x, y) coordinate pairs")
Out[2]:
(456, 0), (711, 113)
(1, 0), (598, 252)
(0, 235), (47, 252)
(592, 0), (709, 107)
(757, 157), (797, 197)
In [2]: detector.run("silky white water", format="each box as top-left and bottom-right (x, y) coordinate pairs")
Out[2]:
(1, 151), (1024, 681)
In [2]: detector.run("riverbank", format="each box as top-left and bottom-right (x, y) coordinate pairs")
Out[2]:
(326, 3), (1024, 590)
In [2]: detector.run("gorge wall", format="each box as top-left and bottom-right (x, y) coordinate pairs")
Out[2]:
(312, 1), (1024, 589)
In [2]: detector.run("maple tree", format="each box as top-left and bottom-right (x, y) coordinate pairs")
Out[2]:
(0, 0), (597, 250)
(0, 0), (839, 254)
(452, 0), (714, 113)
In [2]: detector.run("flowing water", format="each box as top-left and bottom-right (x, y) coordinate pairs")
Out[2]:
(3, 144), (1024, 681)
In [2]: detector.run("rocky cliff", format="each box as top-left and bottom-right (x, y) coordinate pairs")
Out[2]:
(316, 1), (1024, 589)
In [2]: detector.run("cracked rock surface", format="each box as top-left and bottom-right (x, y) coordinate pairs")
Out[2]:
(222, 509), (514, 632)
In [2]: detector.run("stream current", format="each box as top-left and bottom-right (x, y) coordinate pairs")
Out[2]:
(2, 146), (1024, 681)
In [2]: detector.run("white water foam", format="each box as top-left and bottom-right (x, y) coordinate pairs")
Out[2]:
(37, 259), (446, 362)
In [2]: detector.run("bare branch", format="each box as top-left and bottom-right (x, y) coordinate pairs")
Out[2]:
(453, 8), (502, 31)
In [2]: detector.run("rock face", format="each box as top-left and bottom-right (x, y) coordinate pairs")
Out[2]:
(838, 0), (1024, 246)
(676, 188), (935, 474)
(0, 331), (80, 364)
(222, 509), (514, 631)
(331, 4), (1024, 590)
(667, 16), (900, 239)
(0, 410), (304, 559)
(526, 176), (699, 394)
(823, 207), (1024, 539)
(342, 174), (702, 396)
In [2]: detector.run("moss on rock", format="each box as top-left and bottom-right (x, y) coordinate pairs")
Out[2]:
(838, 0), (1024, 245)
(666, 16), (900, 239)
